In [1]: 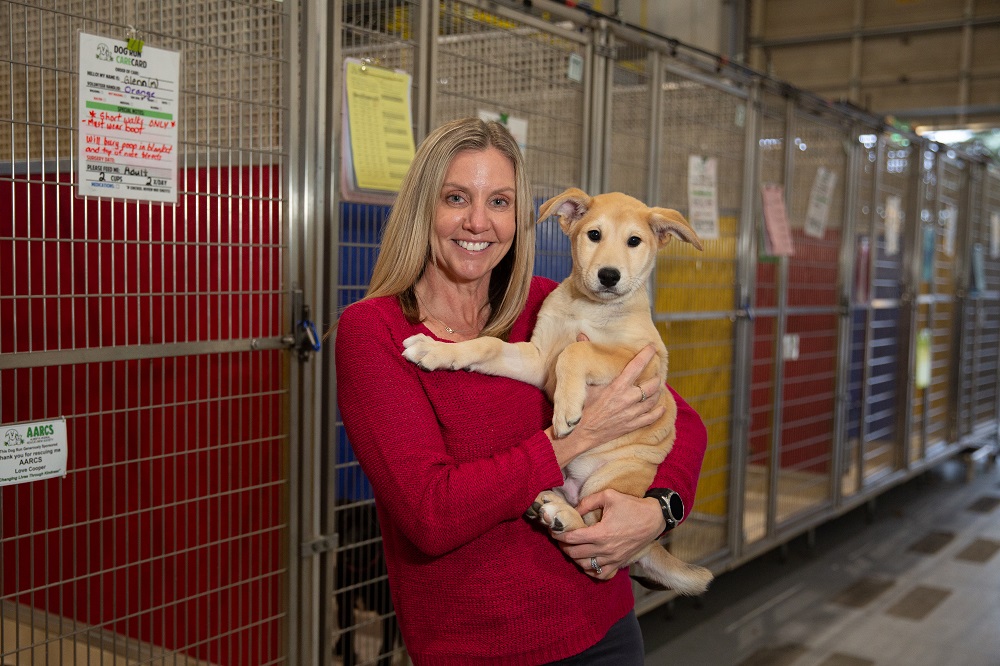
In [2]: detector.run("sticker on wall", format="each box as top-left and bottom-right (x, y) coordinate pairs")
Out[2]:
(478, 110), (528, 154)
(884, 195), (902, 256)
(804, 166), (837, 239)
(0, 418), (68, 487)
(760, 183), (794, 256)
(687, 155), (719, 240)
(77, 31), (180, 203)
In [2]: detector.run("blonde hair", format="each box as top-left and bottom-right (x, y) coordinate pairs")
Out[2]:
(365, 117), (535, 341)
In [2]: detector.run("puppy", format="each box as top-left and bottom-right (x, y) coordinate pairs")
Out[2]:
(403, 187), (712, 595)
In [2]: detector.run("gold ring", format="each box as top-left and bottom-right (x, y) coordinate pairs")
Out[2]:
(638, 385), (647, 402)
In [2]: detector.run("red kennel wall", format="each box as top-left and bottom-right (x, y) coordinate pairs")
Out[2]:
(749, 227), (840, 476)
(0, 165), (287, 665)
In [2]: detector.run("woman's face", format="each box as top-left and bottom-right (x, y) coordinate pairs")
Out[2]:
(430, 147), (517, 286)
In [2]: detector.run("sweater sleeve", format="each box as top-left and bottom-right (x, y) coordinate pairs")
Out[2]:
(334, 301), (565, 557)
(649, 386), (707, 523)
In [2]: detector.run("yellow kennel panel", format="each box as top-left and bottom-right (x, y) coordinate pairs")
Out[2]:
(652, 65), (749, 566)
(656, 214), (739, 522)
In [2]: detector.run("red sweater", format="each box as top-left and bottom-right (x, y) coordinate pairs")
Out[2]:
(335, 276), (707, 665)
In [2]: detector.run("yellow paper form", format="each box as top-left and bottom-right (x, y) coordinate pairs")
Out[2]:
(345, 61), (415, 192)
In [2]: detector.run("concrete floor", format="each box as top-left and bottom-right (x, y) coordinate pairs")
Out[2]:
(641, 458), (1000, 666)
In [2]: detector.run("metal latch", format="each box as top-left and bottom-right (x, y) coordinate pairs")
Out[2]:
(287, 288), (322, 361)
(300, 534), (337, 557)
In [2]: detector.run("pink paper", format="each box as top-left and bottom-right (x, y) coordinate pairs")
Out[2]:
(761, 184), (794, 256)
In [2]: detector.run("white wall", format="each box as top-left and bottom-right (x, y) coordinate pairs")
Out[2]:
(615, 0), (726, 54)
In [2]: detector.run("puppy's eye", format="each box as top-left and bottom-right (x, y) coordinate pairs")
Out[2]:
(627, 236), (642, 247)
(587, 230), (601, 242)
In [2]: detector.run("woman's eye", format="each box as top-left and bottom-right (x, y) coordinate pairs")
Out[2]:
(446, 193), (465, 205)
(587, 230), (601, 242)
(491, 196), (510, 208)
(627, 236), (642, 247)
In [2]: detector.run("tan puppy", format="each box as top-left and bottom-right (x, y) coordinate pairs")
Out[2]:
(403, 187), (712, 595)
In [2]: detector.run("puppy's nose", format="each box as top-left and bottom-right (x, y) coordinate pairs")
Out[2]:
(598, 267), (620, 287)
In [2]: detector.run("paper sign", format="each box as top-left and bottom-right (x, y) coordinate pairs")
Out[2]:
(567, 53), (584, 82)
(885, 195), (902, 256)
(943, 204), (956, 257)
(77, 32), (180, 202)
(855, 235), (870, 303)
(915, 328), (932, 389)
(344, 60), (415, 192)
(972, 243), (986, 294)
(761, 184), (794, 256)
(991, 212), (1000, 259)
(1, 418), (68, 487)
(687, 156), (719, 240)
(804, 167), (837, 239)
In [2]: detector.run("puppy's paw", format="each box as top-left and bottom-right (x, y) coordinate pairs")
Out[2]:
(402, 334), (456, 370)
(533, 491), (584, 534)
(552, 406), (582, 438)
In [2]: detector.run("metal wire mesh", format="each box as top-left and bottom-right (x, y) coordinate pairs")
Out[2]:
(1, 1), (290, 664)
(3, 3), (992, 661)
(607, 42), (650, 201)
(648, 66), (748, 569)
(957, 164), (1000, 439)
(434, 2), (586, 216)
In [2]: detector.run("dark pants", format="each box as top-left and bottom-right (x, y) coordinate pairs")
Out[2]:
(546, 610), (644, 665)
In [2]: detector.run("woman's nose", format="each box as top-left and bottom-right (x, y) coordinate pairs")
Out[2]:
(463, 202), (490, 233)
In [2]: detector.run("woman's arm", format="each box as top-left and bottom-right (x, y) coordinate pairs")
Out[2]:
(648, 386), (708, 516)
(335, 302), (564, 557)
(337, 301), (680, 558)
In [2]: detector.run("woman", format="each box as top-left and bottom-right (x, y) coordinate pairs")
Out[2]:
(335, 117), (707, 664)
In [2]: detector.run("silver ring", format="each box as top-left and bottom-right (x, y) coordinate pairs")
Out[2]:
(590, 557), (603, 574)
(637, 385), (647, 402)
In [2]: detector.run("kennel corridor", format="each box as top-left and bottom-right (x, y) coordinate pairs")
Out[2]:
(3, 2), (1000, 665)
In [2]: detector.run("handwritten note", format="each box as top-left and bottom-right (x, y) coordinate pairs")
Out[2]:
(77, 32), (180, 202)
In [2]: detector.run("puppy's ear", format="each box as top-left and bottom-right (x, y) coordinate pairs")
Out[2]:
(538, 187), (592, 234)
(649, 208), (703, 251)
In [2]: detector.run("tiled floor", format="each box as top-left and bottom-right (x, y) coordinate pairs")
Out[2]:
(641, 458), (1000, 666)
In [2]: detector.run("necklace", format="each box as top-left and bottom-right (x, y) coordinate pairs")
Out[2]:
(425, 312), (464, 335)
(415, 293), (481, 336)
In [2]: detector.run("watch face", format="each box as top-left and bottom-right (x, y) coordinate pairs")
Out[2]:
(667, 492), (684, 521)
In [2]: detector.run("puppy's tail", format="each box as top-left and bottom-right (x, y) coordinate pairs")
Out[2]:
(629, 542), (713, 596)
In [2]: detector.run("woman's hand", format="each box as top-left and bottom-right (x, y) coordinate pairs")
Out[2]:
(550, 489), (666, 580)
(548, 343), (666, 467)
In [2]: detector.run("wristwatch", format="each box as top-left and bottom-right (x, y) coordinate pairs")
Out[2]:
(644, 488), (684, 537)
